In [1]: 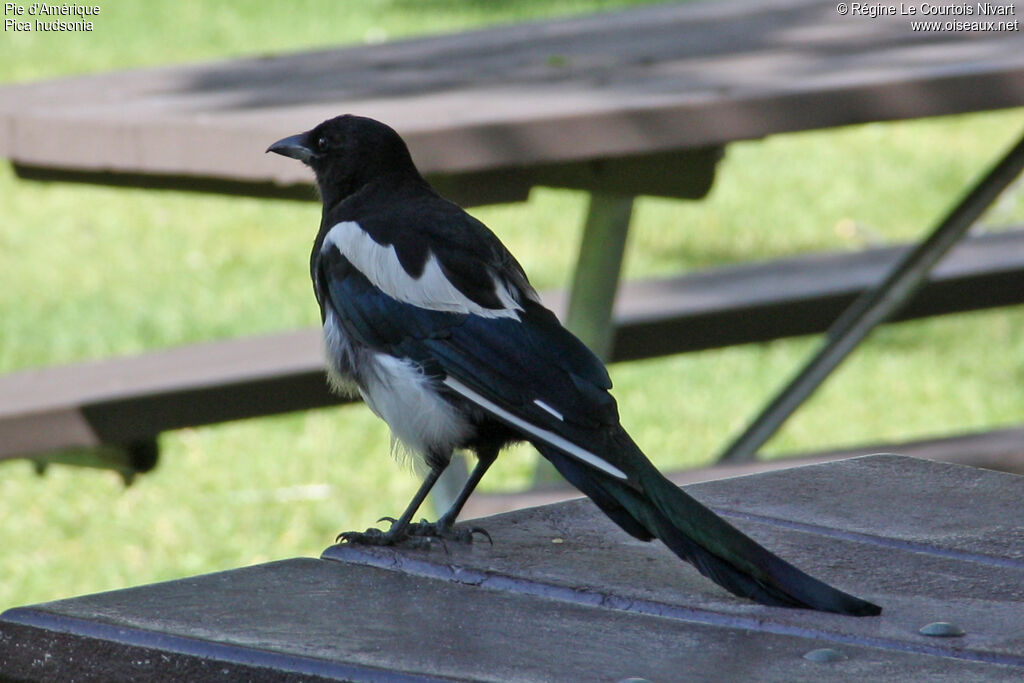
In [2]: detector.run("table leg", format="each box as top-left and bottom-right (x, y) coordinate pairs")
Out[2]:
(718, 130), (1024, 463)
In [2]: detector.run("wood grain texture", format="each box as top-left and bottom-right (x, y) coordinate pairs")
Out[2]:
(3, 456), (1023, 681)
(0, 0), (1020, 199)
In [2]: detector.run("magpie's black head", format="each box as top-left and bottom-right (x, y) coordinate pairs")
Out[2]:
(267, 114), (421, 209)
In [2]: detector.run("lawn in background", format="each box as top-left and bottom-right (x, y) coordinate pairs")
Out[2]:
(1, 0), (1023, 612)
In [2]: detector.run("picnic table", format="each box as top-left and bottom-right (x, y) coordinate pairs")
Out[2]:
(1, 0), (1023, 486)
(3, 455), (1024, 681)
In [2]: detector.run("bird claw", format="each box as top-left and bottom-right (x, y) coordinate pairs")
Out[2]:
(335, 516), (407, 545)
(469, 526), (494, 545)
(336, 527), (391, 545)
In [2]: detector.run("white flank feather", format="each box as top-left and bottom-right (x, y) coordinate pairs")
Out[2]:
(360, 354), (472, 465)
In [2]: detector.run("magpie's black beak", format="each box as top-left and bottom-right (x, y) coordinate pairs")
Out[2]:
(267, 132), (314, 163)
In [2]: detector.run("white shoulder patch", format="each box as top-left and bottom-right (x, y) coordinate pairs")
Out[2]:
(443, 377), (628, 481)
(323, 221), (523, 319)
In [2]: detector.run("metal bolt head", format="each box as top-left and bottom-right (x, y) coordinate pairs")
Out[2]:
(803, 648), (847, 662)
(919, 621), (965, 637)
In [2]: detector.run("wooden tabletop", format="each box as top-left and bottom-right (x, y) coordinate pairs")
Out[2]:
(0, 0), (1021, 200)
(2, 455), (1023, 681)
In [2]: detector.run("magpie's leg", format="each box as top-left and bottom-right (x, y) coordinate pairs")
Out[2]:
(436, 447), (497, 531)
(337, 464), (444, 546)
(406, 446), (498, 544)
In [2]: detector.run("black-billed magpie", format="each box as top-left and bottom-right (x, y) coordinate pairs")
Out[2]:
(267, 115), (880, 616)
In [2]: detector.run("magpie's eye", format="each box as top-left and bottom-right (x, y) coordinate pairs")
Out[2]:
(316, 135), (329, 153)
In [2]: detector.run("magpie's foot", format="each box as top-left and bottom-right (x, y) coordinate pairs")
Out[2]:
(335, 517), (436, 549)
(335, 517), (492, 548)
(405, 520), (492, 545)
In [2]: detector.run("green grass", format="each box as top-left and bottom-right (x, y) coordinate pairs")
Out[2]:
(2, 0), (1024, 613)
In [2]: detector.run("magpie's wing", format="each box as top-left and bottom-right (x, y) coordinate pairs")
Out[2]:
(316, 236), (632, 482)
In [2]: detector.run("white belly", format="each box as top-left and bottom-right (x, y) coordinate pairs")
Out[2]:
(358, 353), (472, 465)
(322, 309), (470, 466)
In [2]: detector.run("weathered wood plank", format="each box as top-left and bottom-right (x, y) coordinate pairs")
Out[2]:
(2, 456), (1022, 681)
(608, 226), (1024, 360)
(463, 425), (1024, 519)
(328, 458), (1024, 664)
(0, 0), (1020, 200)
(0, 330), (335, 457)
